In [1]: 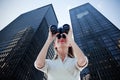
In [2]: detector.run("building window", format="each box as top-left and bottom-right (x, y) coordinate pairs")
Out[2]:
(76, 11), (89, 19)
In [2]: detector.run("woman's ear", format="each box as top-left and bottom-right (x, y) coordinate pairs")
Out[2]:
(53, 43), (57, 51)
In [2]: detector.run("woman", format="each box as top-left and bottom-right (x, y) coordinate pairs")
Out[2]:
(34, 25), (88, 80)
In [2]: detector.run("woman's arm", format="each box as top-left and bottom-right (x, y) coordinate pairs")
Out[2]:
(70, 39), (87, 67)
(66, 27), (88, 67)
(34, 28), (57, 68)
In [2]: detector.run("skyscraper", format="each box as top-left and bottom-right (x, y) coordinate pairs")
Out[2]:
(69, 3), (120, 80)
(0, 4), (58, 80)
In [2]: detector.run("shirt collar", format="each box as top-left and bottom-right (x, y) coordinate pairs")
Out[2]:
(57, 55), (69, 63)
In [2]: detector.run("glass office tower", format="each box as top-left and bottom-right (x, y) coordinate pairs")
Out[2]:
(0, 4), (58, 80)
(69, 3), (120, 80)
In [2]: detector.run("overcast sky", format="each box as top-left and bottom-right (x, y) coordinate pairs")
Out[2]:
(0, 0), (120, 31)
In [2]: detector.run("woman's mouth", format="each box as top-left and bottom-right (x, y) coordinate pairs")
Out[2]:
(59, 39), (65, 43)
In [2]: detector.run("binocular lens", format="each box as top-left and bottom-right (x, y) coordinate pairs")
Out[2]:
(57, 34), (66, 39)
(50, 25), (57, 34)
(50, 24), (70, 34)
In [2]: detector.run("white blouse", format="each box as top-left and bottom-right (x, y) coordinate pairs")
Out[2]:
(34, 56), (88, 80)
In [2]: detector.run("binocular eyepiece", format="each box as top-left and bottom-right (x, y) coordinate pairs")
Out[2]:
(50, 24), (70, 34)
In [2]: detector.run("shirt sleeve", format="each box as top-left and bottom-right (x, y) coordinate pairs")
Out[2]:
(75, 56), (88, 71)
(34, 59), (50, 74)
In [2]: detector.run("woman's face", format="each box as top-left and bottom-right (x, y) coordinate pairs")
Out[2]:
(54, 34), (69, 49)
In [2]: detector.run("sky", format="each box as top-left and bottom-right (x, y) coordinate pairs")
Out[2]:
(0, 0), (120, 31)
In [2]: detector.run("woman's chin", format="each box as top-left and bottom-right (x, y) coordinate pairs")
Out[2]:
(59, 43), (67, 47)
(60, 42), (65, 44)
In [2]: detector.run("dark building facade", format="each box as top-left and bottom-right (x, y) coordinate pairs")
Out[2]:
(0, 4), (58, 80)
(69, 3), (120, 80)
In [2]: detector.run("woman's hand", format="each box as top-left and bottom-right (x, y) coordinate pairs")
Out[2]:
(47, 28), (58, 43)
(68, 27), (73, 40)
(63, 26), (74, 43)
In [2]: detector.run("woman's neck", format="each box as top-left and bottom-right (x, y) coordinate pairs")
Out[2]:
(57, 48), (68, 62)
(59, 54), (66, 62)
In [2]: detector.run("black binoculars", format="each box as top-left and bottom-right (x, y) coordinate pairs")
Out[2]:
(50, 24), (70, 34)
